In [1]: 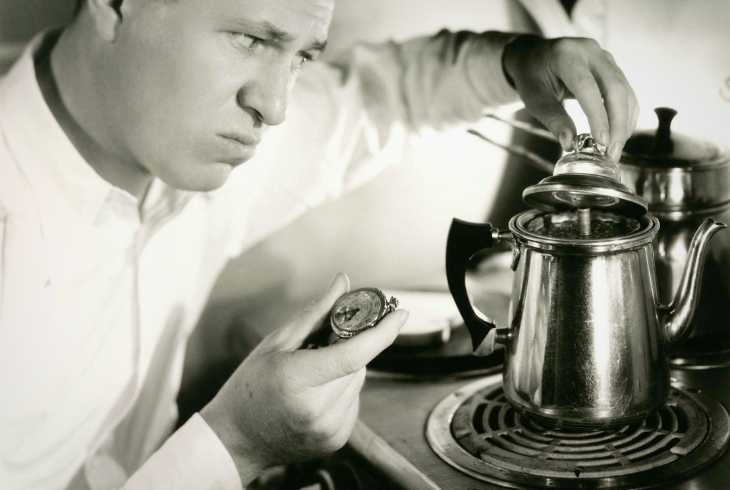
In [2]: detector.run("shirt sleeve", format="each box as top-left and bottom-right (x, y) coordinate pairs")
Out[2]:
(319, 28), (521, 193)
(122, 414), (243, 490)
(333, 29), (520, 133)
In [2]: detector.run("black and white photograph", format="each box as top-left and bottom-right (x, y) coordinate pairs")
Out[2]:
(1, 0), (729, 488)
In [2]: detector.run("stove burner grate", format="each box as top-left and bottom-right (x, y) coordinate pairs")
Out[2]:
(426, 378), (730, 489)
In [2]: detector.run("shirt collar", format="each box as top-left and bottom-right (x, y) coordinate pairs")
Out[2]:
(0, 31), (192, 227)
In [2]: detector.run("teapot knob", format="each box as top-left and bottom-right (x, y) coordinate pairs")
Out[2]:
(573, 133), (607, 155)
(652, 107), (677, 155)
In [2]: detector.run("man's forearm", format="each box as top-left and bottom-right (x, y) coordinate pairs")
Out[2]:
(329, 30), (521, 132)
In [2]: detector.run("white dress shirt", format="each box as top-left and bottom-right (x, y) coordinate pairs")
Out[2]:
(0, 30), (517, 489)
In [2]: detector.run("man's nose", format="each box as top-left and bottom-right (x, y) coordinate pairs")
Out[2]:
(237, 64), (290, 127)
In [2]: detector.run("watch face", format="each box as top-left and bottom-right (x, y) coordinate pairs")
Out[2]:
(330, 288), (385, 338)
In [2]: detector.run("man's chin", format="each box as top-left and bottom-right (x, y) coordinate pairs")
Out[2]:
(166, 161), (240, 192)
(199, 161), (239, 190)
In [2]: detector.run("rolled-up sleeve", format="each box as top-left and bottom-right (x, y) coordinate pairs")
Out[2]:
(333, 30), (520, 134)
(123, 415), (243, 490)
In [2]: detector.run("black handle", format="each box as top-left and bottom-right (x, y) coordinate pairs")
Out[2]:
(652, 107), (677, 155)
(445, 218), (499, 352)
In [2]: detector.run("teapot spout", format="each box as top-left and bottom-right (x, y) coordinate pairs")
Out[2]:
(662, 218), (727, 343)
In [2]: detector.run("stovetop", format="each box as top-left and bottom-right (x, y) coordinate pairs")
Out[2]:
(427, 379), (728, 489)
(357, 366), (730, 489)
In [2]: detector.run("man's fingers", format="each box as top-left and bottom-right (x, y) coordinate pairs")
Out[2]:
(559, 66), (611, 148)
(289, 309), (409, 386)
(273, 273), (351, 351)
(590, 54), (639, 160)
(523, 93), (576, 151)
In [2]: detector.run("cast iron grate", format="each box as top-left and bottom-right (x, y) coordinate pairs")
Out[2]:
(426, 378), (730, 489)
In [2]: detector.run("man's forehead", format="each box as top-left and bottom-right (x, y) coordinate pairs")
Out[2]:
(242, 0), (334, 23)
(238, 0), (333, 41)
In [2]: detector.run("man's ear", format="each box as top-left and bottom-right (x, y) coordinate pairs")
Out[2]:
(85, 0), (125, 42)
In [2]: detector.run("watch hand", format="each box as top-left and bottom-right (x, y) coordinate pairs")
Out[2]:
(337, 307), (360, 322)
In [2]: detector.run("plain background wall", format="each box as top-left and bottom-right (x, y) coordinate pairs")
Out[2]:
(0, 0), (74, 72)
(0, 0), (73, 41)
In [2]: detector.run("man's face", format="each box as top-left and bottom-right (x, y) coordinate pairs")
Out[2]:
(101, 0), (333, 191)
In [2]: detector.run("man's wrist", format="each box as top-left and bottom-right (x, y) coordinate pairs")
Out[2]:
(501, 33), (543, 89)
(200, 405), (266, 487)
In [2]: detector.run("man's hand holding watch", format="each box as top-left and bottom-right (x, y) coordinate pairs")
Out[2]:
(201, 273), (408, 485)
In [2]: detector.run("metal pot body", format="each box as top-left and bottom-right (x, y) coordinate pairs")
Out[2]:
(620, 153), (730, 367)
(502, 211), (668, 428)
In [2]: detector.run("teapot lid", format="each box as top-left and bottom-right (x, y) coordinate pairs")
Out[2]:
(619, 108), (730, 216)
(622, 107), (725, 167)
(523, 134), (648, 218)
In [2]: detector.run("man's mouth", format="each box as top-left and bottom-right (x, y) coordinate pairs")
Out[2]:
(219, 132), (260, 147)
(217, 133), (261, 164)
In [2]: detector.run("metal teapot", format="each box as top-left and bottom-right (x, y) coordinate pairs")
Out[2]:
(620, 108), (730, 368)
(446, 135), (726, 428)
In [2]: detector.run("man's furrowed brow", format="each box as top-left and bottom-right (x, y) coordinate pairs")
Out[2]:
(256, 20), (327, 53)
(259, 21), (296, 43)
(307, 40), (328, 54)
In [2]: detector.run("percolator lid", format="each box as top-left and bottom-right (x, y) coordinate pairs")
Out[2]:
(523, 134), (648, 218)
(523, 173), (648, 217)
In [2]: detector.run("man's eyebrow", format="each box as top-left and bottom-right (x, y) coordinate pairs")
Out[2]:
(258, 21), (296, 43)
(255, 20), (327, 54)
(305, 40), (328, 54)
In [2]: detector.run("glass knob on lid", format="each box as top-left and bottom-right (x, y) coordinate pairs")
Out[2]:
(523, 133), (648, 218)
(553, 133), (617, 179)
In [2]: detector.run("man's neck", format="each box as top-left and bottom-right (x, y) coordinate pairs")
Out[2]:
(35, 24), (152, 201)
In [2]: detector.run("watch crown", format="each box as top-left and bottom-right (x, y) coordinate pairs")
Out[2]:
(385, 296), (399, 313)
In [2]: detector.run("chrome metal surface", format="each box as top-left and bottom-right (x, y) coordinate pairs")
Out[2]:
(522, 133), (649, 217)
(520, 209), (644, 242)
(446, 211), (725, 427)
(523, 174), (648, 218)
(655, 211), (730, 368)
(619, 158), (730, 217)
(660, 219), (728, 344)
(620, 134), (730, 367)
(426, 377), (730, 489)
(503, 213), (723, 427)
(505, 212), (666, 427)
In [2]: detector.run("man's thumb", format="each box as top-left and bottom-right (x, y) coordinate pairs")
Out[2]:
(276, 273), (350, 350)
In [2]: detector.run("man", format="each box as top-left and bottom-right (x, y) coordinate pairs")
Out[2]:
(0, 0), (637, 488)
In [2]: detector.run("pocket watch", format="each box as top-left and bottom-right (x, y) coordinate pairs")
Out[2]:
(329, 288), (399, 340)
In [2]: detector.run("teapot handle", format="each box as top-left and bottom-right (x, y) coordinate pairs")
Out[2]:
(446, 218), (501, 355)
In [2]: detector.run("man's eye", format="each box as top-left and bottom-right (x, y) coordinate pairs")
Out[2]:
(230, 33), (264, 51)
(293, 54), (314, 70)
